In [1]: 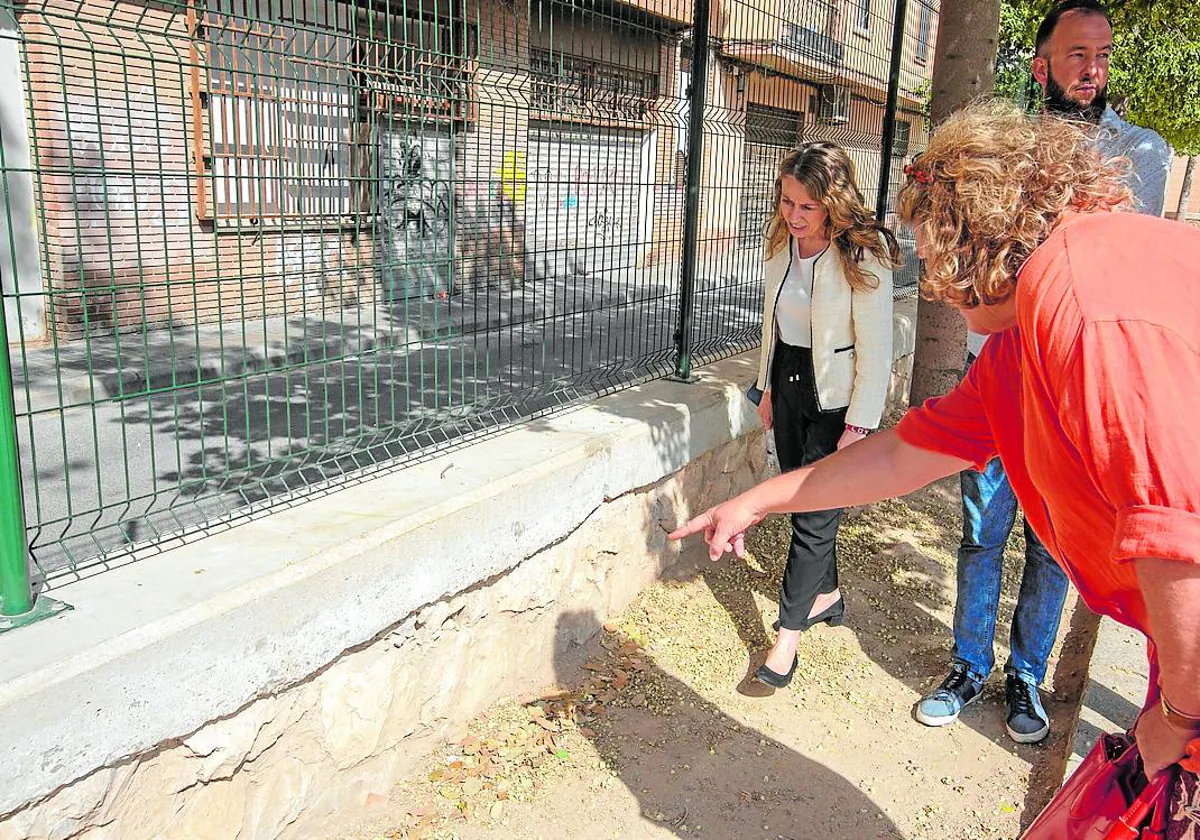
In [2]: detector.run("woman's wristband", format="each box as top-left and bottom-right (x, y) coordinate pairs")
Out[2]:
(845, 423), (873, 437)
(1161, 694), (1200, 733)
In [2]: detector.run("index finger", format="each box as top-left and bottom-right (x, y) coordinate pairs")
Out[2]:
(668, 511), (712, 542)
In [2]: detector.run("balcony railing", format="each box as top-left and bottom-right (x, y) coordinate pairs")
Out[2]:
(780, 22), (845, 66)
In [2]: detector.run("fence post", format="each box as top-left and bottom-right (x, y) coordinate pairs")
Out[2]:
(0, 316), (67, 632)
(0, 302), (32, 616)
(672, 0), (712, 383)
(876, 0), (909, 225)
(0, 278), (67, 630)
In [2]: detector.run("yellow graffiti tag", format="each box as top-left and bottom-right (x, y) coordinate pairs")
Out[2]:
(498, 150), (527, 204)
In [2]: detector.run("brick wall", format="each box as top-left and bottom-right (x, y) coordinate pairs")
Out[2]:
(17, 0), (684, 338)
(22, 0), (380, 340)
(643, 34), (685, 267)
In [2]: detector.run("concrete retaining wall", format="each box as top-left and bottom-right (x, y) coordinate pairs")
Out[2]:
(0, 299), (918, 839)
(0, 354), (768, 840)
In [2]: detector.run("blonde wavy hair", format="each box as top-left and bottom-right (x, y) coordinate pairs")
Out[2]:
(765, 141), (901, 292)
(898, 99), (1133, 308)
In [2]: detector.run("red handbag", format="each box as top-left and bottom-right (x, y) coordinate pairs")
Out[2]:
(1023, 733), (1174, 839)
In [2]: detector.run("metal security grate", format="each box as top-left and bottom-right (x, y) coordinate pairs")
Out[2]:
(0, 0), (936, 588)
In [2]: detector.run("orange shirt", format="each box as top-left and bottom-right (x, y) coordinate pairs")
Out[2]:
(897, 212), (1200, 642)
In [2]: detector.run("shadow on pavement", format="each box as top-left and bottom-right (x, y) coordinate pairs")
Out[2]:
(549, 608), (904, 839)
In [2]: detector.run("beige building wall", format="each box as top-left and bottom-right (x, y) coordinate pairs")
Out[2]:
(840, 0), (935, 107)
(616, 0), (693, 27)
(717, 0), (785, 43)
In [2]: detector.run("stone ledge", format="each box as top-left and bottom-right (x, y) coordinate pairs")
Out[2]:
(0, 352), (761, 819)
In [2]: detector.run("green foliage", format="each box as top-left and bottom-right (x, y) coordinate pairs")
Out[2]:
(995, 0), (1200, 154)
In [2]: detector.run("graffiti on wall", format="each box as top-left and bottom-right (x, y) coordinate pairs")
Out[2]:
(379, 132), (533, 300)
(497, 150), (527, 205)
(378, 129), (456, 301)
(280, 234), (371, 307)
(522, 129), (649, 277)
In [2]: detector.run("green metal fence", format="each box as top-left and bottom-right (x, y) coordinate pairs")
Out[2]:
(0, 0), (934, 613)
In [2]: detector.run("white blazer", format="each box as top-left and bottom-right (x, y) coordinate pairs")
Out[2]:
(754, 237), (894, 430)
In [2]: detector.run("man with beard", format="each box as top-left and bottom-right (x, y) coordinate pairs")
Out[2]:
(914, 0), (1171, 744)
(1034, 0), (1171, 213)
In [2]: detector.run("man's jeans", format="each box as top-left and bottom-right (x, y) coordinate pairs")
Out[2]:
(953, 355), (1070, 686)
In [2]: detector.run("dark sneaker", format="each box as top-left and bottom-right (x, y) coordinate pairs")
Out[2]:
(1005, 674), (1050, 743)
(915, 664), (984, 727)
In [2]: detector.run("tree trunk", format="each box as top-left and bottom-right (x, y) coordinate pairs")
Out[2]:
(1177, 155), (1197, 221)
(908, 0), (1003, 405)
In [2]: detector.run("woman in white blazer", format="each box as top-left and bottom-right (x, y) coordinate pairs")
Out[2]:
(750, 142), (900, 690)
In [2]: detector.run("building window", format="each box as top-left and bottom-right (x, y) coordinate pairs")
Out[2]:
(351, 13), (469, 120)
(194, 0), (470, 222)
(885, 119), (913, 225)
(915, 2), (932, 63)
(529, 49), (659, 123)
(740, 106), (805, 248)
(782, 0), (845, 66)
(854, 0), (872, 32)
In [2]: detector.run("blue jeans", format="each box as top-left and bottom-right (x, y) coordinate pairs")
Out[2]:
(953, 357), (1070, 686)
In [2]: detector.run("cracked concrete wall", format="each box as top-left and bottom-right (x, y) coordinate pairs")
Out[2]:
(0, 431), (765, 840)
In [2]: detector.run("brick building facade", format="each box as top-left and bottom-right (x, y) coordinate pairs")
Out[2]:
(3, 0), (932, 342)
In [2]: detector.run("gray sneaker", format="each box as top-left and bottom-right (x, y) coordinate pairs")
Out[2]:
(1005, 674), (1050, 743)
(915, 664), (984, 727)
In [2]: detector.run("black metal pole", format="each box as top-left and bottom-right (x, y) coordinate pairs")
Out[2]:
(876, 0), (909, 225)
(673, 0), (711, 382)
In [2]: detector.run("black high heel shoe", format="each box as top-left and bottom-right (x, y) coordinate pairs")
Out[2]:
(772, 598), (846, 633)
(755, 654), (799, 688)
(801, 599), (845, 630)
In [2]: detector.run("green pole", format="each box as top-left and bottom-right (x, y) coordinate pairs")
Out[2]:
(673, 0), (712, 383)
(0, 308), (32, 617)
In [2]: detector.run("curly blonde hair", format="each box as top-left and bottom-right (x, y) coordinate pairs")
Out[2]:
(898, 99), (1132, 308)
(765, 142), (901, 292)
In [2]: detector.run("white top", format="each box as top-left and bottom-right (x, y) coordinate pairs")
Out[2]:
(967, 329), (988, 357)
(757, 232), (894, 429)
(775, 242), (824, 348)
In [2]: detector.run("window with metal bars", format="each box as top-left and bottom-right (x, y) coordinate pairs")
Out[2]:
(915, 2), (933, 63)
(781, 0), (845, 66)
(529, 48), (659, 123)
(192, 0), (469, 223)
(351, 13), (470, 120)
(854, 0), (872, 32)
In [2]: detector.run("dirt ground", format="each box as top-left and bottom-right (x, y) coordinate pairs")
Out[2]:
(342, 479), (1091, 840)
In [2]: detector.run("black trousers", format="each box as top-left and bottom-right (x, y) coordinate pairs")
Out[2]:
(770, 342), (848, 630)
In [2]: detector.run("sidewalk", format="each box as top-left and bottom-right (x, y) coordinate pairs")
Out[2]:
(10, 252), (919, 418)
(1063, 615), (1148, 781)
(8, 264), (721, 577)
(8, 253), (917, 579)
(10, 271), (674, 416)
(340, 480), (1091, 840)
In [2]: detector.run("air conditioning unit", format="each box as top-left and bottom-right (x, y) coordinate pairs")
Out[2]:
(816, 84), (850, 125)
